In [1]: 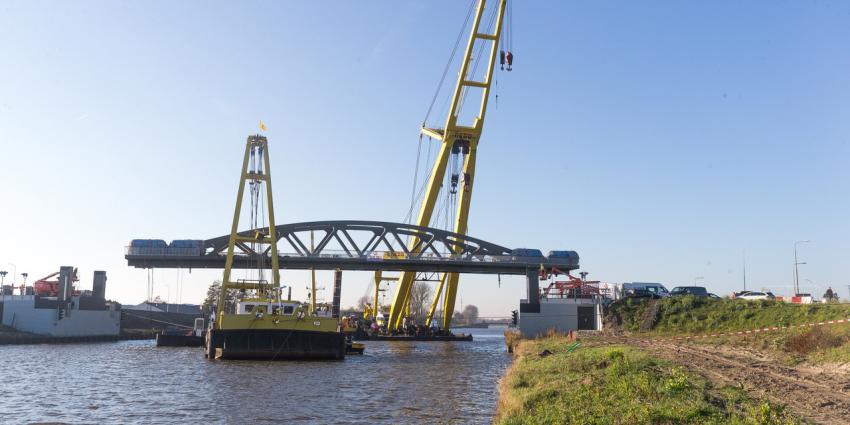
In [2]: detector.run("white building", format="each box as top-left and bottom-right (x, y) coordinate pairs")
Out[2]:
(0, 269), (120, 337)
(518, 297), (603, 338)
(1, 295), (120, 337)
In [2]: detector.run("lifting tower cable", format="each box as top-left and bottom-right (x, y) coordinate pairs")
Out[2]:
(406, 2), (476, 225)
(422, 0), (476, 128)
(390, 0), (511, 331)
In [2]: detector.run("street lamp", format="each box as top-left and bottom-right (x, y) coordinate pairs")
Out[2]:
(0, 271), (6, 286)
(794, 240), (811, 296)
(7, 263), (15, 285)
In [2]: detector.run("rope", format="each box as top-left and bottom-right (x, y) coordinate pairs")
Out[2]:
(405, 134), (425, 224)
(403, 134), (436, 224)
(122, 311), (194, 330)
(423, 0), (476, 127)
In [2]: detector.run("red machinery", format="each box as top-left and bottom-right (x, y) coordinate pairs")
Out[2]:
(540, 267), (605, 299)
(33, 268), (79, 297)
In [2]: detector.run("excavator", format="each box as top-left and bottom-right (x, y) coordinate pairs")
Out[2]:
(33, 268), (79, 297)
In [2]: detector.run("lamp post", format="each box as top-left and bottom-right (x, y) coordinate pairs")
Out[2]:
(794, 240), (810, 296)
(694, 276), (704, 285)
(804, 279), (814, 295)
(0, 271), (6, 286)
(7, 263), (15, 285)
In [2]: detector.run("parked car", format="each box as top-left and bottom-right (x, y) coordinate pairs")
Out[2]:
(737, 291), (775, 300)
(622, 282), (669, 299)
(670, 286), (709, 297)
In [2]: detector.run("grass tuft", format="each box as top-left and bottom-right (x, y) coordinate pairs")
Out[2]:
(495, 337), (801, 425)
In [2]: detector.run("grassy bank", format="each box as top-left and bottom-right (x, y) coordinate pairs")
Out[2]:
(689, 323), (850, 367)
(606, 297), (850, 365)
(607, 297), (850, 334)
(495, 337), (799, 425)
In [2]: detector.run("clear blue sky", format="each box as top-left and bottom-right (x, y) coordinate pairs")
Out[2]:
(1, 1), (848, 316)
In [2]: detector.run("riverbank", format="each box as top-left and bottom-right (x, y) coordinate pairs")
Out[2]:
(0, 324), (154, 345)
(495, 298), (850, 424)
(495, 336), (799, 424)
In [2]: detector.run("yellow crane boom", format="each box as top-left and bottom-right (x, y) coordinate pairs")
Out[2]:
(387, 0), (507, 331)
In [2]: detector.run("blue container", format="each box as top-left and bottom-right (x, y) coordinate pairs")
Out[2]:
(169, 239), (203, 249)
(130, 239), (168, 248)
(511, 248), (544, 257)
(547, 250), (579, 266)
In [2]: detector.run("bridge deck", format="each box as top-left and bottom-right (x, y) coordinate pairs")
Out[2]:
(125, 220), (579, 275)
(125, 253), (576, 275)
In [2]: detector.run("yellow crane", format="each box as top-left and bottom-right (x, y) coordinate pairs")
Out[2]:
(387, 0), (509, 331)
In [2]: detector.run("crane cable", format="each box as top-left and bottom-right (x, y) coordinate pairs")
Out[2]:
(405, 1), (476, 226)
(422, 0), (476, 128)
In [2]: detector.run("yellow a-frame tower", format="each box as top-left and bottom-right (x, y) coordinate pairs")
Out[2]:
(217, 134), (281, 327)
(387, 0), (507, 331)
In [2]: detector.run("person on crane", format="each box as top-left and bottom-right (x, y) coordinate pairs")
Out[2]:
(500, 50), (506, 70)
(506, 51), (513, 71)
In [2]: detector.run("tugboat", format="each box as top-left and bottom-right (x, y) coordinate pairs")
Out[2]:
(207, 294), (345, 360)
(204, 134), (346, 360)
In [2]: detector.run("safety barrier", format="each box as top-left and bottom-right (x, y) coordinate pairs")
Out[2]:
(647, 318), (850, 342)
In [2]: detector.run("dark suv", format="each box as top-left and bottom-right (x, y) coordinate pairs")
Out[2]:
(670, 286), (709, 297)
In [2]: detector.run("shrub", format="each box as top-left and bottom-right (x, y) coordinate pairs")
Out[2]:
(785, 327), (847, 355)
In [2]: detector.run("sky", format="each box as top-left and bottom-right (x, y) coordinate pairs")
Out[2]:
(0, 1), (848, 317)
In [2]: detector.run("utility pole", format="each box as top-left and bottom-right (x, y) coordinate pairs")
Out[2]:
(794, 240), (810, 295)
(7, 263), (16, 285)
(742, 250), (747, 292)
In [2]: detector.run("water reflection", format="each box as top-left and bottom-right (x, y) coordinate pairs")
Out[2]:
(1, 327), (510, 424)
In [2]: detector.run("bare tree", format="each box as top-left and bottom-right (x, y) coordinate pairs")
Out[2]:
(462, 304), (479, 325)
(356, 295), (371, 311)
(409, 281), (432, 320)
(453, 310), (464, 325)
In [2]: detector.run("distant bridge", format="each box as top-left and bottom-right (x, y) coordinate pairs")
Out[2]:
(125, 220), (578, 275)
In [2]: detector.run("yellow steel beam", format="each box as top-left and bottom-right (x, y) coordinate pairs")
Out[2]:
(420, 127), (445, 141)
(219, 140), (252, 327)
(425, 272), (447, 327)
(442, 144), (478, 328)
(262, 141), (280, 289)
(387, 0), (506, 331)
(219, 135), (280, 328)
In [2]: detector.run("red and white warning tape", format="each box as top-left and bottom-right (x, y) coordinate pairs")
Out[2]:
(648, 318), (850, 342)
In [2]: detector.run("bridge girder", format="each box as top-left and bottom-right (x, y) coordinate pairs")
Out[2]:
(125, 220), (579, 275)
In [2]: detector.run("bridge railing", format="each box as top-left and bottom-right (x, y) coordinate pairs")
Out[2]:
(125, 246), (204, 256)
(125, 246), (565, 266)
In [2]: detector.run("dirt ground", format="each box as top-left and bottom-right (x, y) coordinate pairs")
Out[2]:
(597, 336), (850, 424)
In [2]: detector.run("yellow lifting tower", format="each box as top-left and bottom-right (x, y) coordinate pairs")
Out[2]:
(205, 134), (346, 360)
(387, 0), (508, 331)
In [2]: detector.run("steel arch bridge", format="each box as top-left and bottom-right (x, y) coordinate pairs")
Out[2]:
(125, 220), (579, 275)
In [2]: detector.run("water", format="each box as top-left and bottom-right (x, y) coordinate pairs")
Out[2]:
(0, 327), (511, 424)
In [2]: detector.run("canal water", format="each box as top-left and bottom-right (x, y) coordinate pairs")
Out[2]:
(0, 327), (511, 424)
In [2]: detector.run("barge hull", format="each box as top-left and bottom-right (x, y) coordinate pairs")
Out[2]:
(207, 329), (346, 360)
